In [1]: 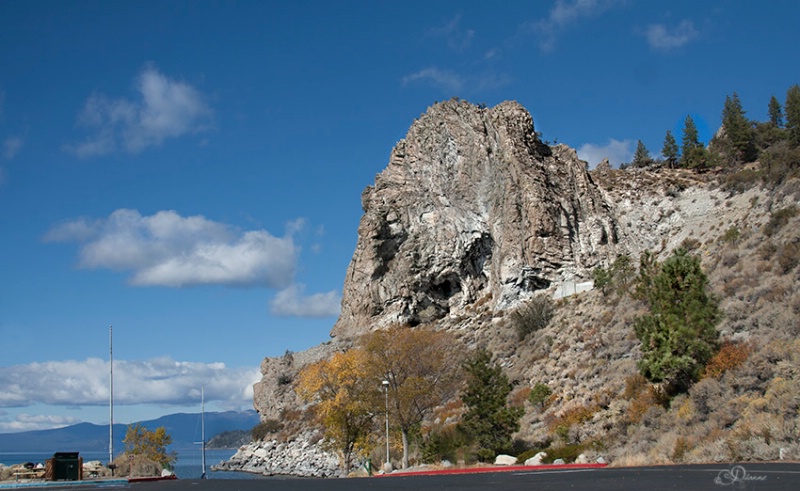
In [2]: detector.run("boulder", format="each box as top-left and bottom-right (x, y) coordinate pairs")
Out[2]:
(525, 452), (547, 466)
(494, 454), (517, 466)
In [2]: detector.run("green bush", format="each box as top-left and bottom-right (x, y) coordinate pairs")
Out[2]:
(528, 383), (553, 409)
(421, 426), (468, 463)
(720, 226), (740, 244)
(543, 444), (585, 463)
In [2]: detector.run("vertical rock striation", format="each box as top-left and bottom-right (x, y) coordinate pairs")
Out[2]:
(331, 99), (619, 339)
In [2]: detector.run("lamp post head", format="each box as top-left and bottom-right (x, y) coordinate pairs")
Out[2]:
(382, 380), (389, 387)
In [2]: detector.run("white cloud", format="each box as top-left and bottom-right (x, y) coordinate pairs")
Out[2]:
(270, 284), (341, 318)
(529, 0), (621, 52)
(402, 67), (464, 93)
(427, 14), (475, 51)
(0, 357), (261, 409)
(65, 65), (212, 157)
(45, 209), (298, 288)
(644, 20), (699, 50)
(3, 136), (22, 159)
(577, 138), (633, 168)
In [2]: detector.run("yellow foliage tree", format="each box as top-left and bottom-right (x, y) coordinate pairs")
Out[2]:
(361, 326), (464, 469)
(295, 349), (375, 471)
(122, 423), (176, 472)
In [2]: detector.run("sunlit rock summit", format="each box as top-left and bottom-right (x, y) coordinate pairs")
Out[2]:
(332, 99), (619, 339)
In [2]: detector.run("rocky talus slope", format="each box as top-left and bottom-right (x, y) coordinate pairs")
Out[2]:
(212, 431), (340, 478)
(245, 100), (800, 474)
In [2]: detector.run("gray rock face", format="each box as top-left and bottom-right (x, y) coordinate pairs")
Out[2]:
(332, 99), (619, 339)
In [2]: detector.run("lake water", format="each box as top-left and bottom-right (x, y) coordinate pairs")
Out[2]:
(0, 449), (264, 480)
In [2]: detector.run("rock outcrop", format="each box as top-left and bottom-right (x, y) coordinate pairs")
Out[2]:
(332, 99), (619, 339)
(246, 98), (800, 471)
(252, 99), (621, 422)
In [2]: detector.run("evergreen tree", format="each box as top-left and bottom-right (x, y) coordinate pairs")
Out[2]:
(458, 349), (523, 461)
(633, 249), (721, 394)
(661, 130), (679, 168)
(681, 115), (700, 154)
(768, 95), (783, 127)
(786, 84), (800, 146)
(592, 265), (612, 296)
(721, 92), (755, 163)
(680, 115), (708, 168)
(632, 139), (653, 168)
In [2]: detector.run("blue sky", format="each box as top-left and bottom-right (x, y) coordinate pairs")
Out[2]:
(1, 0), (798, 433)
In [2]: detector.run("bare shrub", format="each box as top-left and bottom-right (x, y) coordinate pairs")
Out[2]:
(680, 236), (701, 251)
(546, 403), (599, 443)
(702, 341), (752, 380)
(757, 241), (777, 261)
(509, 386), (531, 408)
(776, 240), (800, 273)
(720, 251), (739, 268)
(511, 295), (554, 341)
(763, 205), (797, 237)
(252, 419), (283, 441)
(688, 378), (726, 422)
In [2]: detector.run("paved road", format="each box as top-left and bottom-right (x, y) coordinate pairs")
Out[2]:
(31, 463), (800, 491)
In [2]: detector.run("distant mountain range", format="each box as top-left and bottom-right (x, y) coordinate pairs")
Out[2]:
(0, 410), (259, 454)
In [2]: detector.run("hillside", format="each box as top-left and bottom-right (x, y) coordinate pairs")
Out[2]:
(0, 410), (259, 454)
(250, 98), (800, 468)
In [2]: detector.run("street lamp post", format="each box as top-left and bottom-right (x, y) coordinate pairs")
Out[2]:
(382, 380), (390, 471)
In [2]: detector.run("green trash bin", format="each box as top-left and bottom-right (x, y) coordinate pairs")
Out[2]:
(52, 452), (80, 481)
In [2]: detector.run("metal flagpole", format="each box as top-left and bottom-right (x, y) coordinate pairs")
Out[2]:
(109, 325), (114, 467)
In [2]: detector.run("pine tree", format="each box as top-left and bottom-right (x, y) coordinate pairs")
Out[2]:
(680, 115), (708, 168)
(458, 349), (523, 461)
(721, 92), (755, 162)
(786, 84), (800, 146)
(768, 95), (783, 127)
(632, 140), (653, 168)
(681, 115), (700, 154)
(662, 130), (679, 168)
(633, 249), (721, 394)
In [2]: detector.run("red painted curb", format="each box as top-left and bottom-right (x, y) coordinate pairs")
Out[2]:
(375, 463), (608, 477)
(128, 475), (179, 483)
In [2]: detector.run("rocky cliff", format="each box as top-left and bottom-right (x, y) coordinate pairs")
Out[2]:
(254, 99), (622, 420)
(333, 99), (620, 338)
(249, 99), (800, 470)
